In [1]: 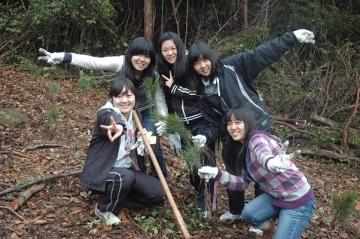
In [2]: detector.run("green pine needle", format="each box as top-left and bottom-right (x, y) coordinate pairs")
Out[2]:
(182, 146), (202, 171)
(143, 76), (158, 113)
(165, 114), (192, 143)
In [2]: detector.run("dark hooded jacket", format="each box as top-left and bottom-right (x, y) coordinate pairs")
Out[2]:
(200, 32), (298, 139)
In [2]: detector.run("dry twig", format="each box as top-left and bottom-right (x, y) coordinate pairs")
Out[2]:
(0, 170), (81, 196)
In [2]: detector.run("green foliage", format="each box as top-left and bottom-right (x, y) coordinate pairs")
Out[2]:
(164, 114), (192, 143)
(46, 106), (59, 123)
(182, 146), (202, 171)
(49, 82), (60, 94)
(143, 77), (158, 114)
(134, 210), (160, 234)
(214, 26), (268, 56)
(332, 191), (359, 222)
(78, 70), (92, 93)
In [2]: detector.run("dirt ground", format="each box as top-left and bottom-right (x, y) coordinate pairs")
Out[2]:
(0, 66), (359, 238)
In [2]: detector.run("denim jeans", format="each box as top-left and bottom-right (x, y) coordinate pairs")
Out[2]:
(241, 193), (316, 239)
(140, 109), (167, 178)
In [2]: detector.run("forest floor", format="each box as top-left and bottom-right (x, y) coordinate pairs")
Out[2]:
(0, 66), (359, 239)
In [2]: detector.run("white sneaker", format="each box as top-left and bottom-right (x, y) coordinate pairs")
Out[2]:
(219, 211), (242, 222)
(95, 207), (120, 226)
(249, 226), (264, 236)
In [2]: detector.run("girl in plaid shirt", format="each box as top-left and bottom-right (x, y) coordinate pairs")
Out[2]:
(198, 107), (316, 239)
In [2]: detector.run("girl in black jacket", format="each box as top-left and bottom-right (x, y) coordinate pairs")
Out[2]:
(39, 37), (169, 178)
(156, 32), (219, 213)
(80, 78), (164, 226)
(187, 29), (315, 224)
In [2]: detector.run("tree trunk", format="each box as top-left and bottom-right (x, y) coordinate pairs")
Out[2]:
(242, 0), (248, 31)
(144, 0), (154, 39)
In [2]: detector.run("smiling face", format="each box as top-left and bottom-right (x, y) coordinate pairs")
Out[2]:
(193, 57), (212, 77)
(131, 54), (151, 73)
(227, 115), (246, 143)
(112, 87), (136, 118)
(161, 40), (177, 64)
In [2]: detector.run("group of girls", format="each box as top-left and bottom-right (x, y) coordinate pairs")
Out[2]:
(39, 29), (316, 238)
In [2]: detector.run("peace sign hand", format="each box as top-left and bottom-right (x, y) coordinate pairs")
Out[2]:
(162, 71), (174, 88)
(100, 116), (124, 142)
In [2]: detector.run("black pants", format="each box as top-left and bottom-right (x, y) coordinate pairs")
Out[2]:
(226, 184), (262, 214)
(186, 119), (217, 209)
(97, 167), (164, 215)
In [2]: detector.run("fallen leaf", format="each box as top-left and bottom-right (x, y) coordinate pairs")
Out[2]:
(70, 207), (86, 215)
(32, 219), (48, 225)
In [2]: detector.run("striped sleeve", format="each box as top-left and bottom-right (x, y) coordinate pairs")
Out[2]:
(216, 170), (249, 191)
(169, 84), (199, 100)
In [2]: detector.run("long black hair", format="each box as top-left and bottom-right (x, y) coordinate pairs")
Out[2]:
(156, 32), (187, 86)
(121, 37), (156, 85)
(187, 41), (223, 92)
(223, 107), (256, 174)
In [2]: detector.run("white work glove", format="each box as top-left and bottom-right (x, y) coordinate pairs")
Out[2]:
(38, 48), (65, 65)
(131, 130), (153, 156)
(168, 133), (181, 155)
(154, 121), (166, 136)
(192, 134), (207, 149)
(198, 166), (218, 182)
(293, 29), (315, 44)
(267, 140), (301, 173)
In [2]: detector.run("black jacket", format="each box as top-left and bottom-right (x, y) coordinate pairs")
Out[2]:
(200, 32), (298, 137)
(80, 108), (127, 192)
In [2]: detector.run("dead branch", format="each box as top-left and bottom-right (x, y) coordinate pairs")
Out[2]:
(11, 150), (32, 159)
(273, 120), (317, 137)
(291, 147), (360, 163)
(341, 81), (360, 154)
(209, 8), (240, 44)
(0, 206), (26, 221)
(271, 115), (307, 126)
(11, 184), (46, 211)
(25, 144), (62, 152)
(170, 0), (180, 37)
(0, 170), (81, 197)
(309, 113), (338, 127)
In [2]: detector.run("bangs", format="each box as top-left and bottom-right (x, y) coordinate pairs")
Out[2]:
(109, 77), (136, 98)
(128, 37), (155, 58)
(188, 41), (216, 65)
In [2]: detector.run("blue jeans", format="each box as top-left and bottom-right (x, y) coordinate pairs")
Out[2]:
(241, 193), (316, 239)
(140, 109), (167, 178)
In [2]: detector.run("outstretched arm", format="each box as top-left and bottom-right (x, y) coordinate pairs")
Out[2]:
(38, 48), (124, 72)
(223, 29), (315, 82)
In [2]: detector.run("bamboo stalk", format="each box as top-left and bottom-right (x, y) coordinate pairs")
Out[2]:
(132, 111), (191, 239)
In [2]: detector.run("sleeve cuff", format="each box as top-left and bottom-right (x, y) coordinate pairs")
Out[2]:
(63, 53), (72, 63)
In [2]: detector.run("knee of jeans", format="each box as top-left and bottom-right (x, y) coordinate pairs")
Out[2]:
(241, 204), (261, 226)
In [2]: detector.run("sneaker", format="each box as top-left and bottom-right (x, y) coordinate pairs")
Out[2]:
(219, 211), (242, 222)
(95, 207), (120, 226)
(249, 226), (264, 236)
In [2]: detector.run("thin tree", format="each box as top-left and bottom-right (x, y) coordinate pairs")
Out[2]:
(144, 0), (154, 39)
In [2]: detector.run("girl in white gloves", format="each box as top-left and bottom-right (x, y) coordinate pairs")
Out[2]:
(80, 77), (164, 226)
(38, 37), (169, 178)
(198, 107), (316, 239)
(187, 29), (315, 222)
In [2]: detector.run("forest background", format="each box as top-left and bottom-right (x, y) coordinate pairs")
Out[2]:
(0, 0), (359, 238)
